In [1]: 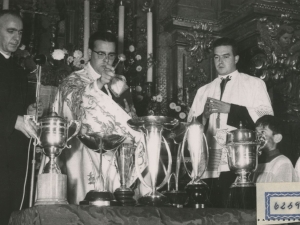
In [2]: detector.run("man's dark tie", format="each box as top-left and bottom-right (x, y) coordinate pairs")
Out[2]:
(216, 76), (231, 128)
(220, 76), (231, 100)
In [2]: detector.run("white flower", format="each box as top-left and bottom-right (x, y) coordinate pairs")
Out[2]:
(169, 102), (176, 109)
(19, 44), (25, 50)
(67, 56), (74, 65)
(179, 112), (186, 119)
(136, 65), (142, 72)
(135, 55), (142, 60)
(156, 95), (163, 102)
(73, 50), (83, 59)
(175, 106), (181, 112)
(136, 85), (142, 92)
(129, 45), (135, 52)
(52, 49), (65, 60)
(152, 96), (157, 101)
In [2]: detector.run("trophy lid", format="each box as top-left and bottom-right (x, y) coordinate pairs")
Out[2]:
(127, 116), (179, 131)
(227, 121), (257, 143)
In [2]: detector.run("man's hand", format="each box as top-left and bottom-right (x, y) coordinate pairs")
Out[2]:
(206, 97), (231, 115)
(15, 115), (38, 138)
(124, 99), (137, 118)
(97, 65), (115, 89)
(27, 102), (43, 117)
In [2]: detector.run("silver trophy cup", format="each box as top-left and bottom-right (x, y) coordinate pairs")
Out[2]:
(127, 116), (179, 206)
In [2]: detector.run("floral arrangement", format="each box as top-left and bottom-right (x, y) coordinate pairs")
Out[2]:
(41, 48), (88, 86)
(51, 49), (87, 70)
(168, 101), (190, 121)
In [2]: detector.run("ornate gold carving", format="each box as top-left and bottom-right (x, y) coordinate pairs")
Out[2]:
(251, 14), (300, 116)
(179, 23), (215, 63)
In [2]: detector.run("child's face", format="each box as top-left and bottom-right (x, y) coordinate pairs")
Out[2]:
(256, 125), (276, 151)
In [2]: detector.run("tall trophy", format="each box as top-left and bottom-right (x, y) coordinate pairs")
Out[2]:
(181, 116), (209, 209)
(127, 116), (179, 206)
(35, 111), (81, 205)
(114, 142), (136, 206)
(78, 133), (126, 206)
(215, 122), (266, 209)
(162, 122), (188, 208)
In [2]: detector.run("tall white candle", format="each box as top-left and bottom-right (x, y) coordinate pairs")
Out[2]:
(2, 0), (9, 9)
(118, 2), (125, 55)
(147, 10), (153, 82)
(83, 0), (90, 59)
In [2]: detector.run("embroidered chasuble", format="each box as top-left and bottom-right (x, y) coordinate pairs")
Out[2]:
(53, 63), (147, 204)
(188, 70), (273, 179)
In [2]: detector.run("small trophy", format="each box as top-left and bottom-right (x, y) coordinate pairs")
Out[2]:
(114, 142), (136, 206)
(78, 133), (126, 206)
(181, 116), (209, 209)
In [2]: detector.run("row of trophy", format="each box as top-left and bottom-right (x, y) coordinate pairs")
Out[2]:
(33, 109), (266, 208)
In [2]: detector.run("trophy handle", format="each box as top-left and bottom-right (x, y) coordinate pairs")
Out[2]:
(156, 136), (172, 190)
(256, 132), (267, 155)
(181, 127), (192, 178)
(65, 120), (81, 148)
(135, 133), (152, 191)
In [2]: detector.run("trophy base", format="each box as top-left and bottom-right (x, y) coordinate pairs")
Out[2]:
(35, 173), (68, 205)
(226, 186), (256, 209)
(114, 189), (136, 206)
(230, 182), (255, 188)
(162, 190), (188, 208)
(79, 190), (114, 206)
(185, 181), (209, 209)
(138, 191), (168, 206)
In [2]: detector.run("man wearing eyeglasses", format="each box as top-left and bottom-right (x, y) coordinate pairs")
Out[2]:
(54, 31), (145, 205)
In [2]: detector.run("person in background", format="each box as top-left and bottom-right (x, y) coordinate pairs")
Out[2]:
(188, 37), (274, 207)
(252, 115), (295, 183)
(0, 10), (40, 224)
(54, 31), (146, 205)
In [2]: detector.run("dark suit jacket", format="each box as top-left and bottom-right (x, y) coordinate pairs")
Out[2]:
(0, 53), (30, 223)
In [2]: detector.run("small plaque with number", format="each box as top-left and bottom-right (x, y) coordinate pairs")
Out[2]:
(257, 182), (300, 224)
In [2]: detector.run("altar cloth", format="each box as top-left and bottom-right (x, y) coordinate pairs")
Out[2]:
(9, 205), (256, 225)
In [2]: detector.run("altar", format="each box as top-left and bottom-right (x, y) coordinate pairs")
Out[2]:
(9, 205), (256, 225)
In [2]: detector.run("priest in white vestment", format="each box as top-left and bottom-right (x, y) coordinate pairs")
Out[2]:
(188, 37), (274, 207)
(54, 31), (147, 204)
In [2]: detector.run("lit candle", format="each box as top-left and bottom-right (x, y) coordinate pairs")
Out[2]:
(83, 0), (90, 59)
(118, 1), (125, 55)
(147, 9), (153, 82)
(2, 0), (9, 9)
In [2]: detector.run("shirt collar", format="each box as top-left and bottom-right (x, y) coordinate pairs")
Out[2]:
(0, 50), (11, 59)
(218, 70), (238, 80)
(86, 62), (101, 81)
(258, 149), (281, 164)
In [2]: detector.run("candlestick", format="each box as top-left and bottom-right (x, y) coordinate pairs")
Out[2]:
(118, 1), (125, 55)
(83, 0), (90, 59)
(2, 0), (9, 9)
(147, 9), (153, 82)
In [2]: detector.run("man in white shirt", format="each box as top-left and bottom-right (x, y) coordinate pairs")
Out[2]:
(188, 37), (274, 207)
(252, 115), (295, 183)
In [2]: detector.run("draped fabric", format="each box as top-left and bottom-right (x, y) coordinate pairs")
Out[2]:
(188, 71), (274, 178)
(54, 63), (147, 204)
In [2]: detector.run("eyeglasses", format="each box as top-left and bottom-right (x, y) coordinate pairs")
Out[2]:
(92, 50), (116, 60)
